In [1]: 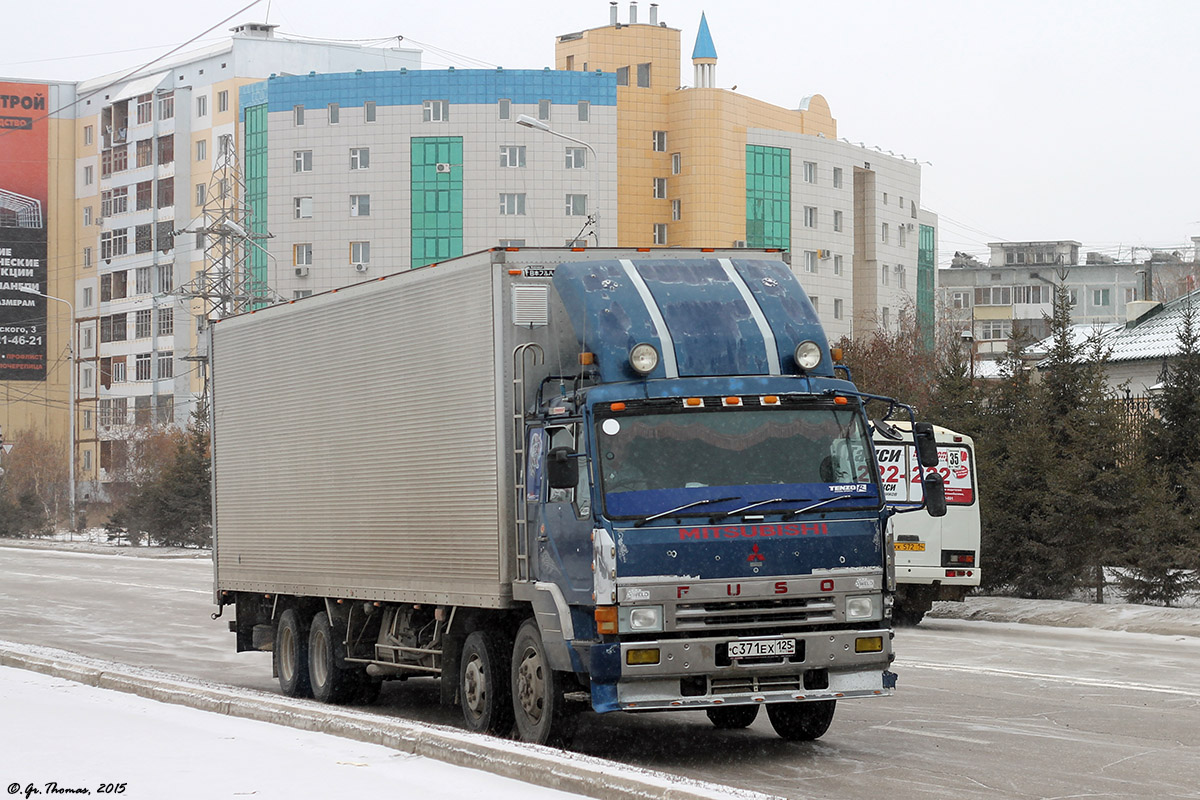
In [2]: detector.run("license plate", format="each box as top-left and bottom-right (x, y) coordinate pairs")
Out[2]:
(727, 638), (796, 659)
(894, 542), (926, 551)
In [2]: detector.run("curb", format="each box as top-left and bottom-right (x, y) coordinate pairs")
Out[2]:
(0, 642), (776, 800)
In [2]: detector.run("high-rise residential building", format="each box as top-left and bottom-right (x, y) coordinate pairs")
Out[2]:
(555, 5), (934, 340)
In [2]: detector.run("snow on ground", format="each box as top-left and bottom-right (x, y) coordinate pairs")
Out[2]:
(0, 665), (586, 800)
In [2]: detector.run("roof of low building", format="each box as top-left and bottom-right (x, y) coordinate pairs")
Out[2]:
(1103, 288), (1200, 362)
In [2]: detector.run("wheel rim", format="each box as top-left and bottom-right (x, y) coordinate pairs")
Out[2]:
(311, 628), (329, 688)
(515, 645), (546, 722)
(463, 655), (486, 716)
(279, 626), (295, 683)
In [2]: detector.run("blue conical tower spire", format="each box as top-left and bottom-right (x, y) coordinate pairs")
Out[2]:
(692, 12), (718, 60)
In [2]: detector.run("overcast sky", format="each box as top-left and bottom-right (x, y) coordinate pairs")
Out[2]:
(5, 0), (1199, 266)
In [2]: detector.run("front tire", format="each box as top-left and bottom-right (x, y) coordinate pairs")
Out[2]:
(706, 704), (760, 729)
(308, 611), (356, 704)
(460, 630), (514, 735)
(766, 700), (836, 741)
(275, 608), (311, 698)
(511, 620), (570, 745)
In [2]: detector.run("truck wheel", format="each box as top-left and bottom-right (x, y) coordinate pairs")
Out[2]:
(706, 704), (760, 729)
(893, 604), (927, 627)
(511, 620), (569, 745)
(766, 700), (836, 741)
(275, 608), (311, 698)
(460, 630), (514, 735)
(308, 611), (356, 704)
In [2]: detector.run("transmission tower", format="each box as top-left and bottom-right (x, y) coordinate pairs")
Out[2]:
(175, 133), (280, 322)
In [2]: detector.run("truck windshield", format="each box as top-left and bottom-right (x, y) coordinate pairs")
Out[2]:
(594, 406), (879, 520)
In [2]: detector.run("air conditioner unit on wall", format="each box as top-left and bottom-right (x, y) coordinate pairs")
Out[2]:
(295, 267), (309, 277)
(733, 240), (747, 248)
(818, 249), (832, 259)
(354, 263), (368, 273)
(906, 223), (915, 231)
(435, 162), (452, 173)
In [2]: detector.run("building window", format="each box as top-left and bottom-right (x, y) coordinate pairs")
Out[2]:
(135, 309), (152, 339)
(899, 226), (907, 248)
(652, 131), (667, 152)
(672, 152), (681, 175)
(100, 229), (128, 260)
(84, 125), (94, 145)
(537, 99), (551, 120)
(1125, 287), (1138, 303)
(1013, 285), (1049, 304)
(974, 286), (1012, 305)
(134, 353), (152, 382)
(803, 161), (817, 183)
(328, 103), (339, 124)
(565, 147), (586, 169)
(136, 138), (153, 168)
(881, 264), (889, 286)
(979, 320), (1011, 340)
(350, 194), (371, 216)
(499, 239), (526, 247)
(294, 105), (305, 126)
(365, 101), (376, 122)
(294, 150), (312, 172)
(195, 183), (207, 206)
(833, 167), (843, 189)
(83, 206), (92, 226)
(157, 307), (173, 336)
(499, 145), (526, 168)
(672, 199), (681, 221)
(350, 147), (370, 170)
(834, 254), (843, 275)
(898, 266), (907, 289)
(135, 266), (151, 294)
(810, 296), (819, 312)
(293, 290), (313, 300)
(82, 286), (94, 309)
(499, 193), (526, 215)
(636, 62), (651, 88)
(112, 361), (126, 383)
(653, 177), (667, 199)
(881, 223), (889, 243)
(834, 298), (843, 319)
(155, 221), (173, 253)
(135, 181), (152, 211)
(1093, 288), (1111, 307)
(294, 243), (313, 266)
(804, 206), (817, 228)
(157, 263), (173, 294)
(83, 247), (92, 268)
(616, 66), (629, 86)
(578, 101), (589, 121)
(423, 99), (448, 122)
(158, 93), (174, 120)
(565, 194), (588, 216)
(653, 223), (668, 245)
(952, 291), (970, 309)
(882, 307), (890, 328)
(883, 192), (888, 204)
(498, 98), (511, 120)
(157, 178), (173, 208)
(217, 90), (229, 113)
(196, 95), (208, 117)
(294, 196), (313, 219)
(158, 352), (174, 380)
(157, 135), (173, 164)
(833, 210), (843, 232)
(804, 251), (818, 273)
(134, 94), (151, 125)
(351, 241), (371, 264)
(83, 165), (94, 186)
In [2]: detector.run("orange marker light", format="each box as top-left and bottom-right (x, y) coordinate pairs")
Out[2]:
(830, 347), (844, 363)
(579, 352), (596, 365)
(610, 402), (626, 411)
(834, 396), (849, 405)
(508, 269), (522, 275)
(761, 395), (780, 405)
(723, 397), (742, 406)
(595, 606), (618, 635)
(684, 397), (703, 407)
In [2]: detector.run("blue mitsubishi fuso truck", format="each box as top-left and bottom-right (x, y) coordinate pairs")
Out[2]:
(209, 247), (945, 744)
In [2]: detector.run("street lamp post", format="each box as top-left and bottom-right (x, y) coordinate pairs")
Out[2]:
(19, 286), (76, 532)
(515, 114), (601, 246)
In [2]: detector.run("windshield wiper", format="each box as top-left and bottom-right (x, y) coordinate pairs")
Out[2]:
(708, 497), (806, 523)
(634, 496), (740, 527)
(780, 494), (859, 521)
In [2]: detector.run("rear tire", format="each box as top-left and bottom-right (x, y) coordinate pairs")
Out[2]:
(766, 700), (836, 741)
(460, 630), (514, 735)
(275, 608), (311, 698)
(308, 611), (357, 704)
(511, 620), (571, 745)
(706, 704), (760, 729)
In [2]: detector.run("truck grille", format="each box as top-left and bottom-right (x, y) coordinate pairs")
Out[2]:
(711, 674), (804, 694)
(674, 596), (837, 631)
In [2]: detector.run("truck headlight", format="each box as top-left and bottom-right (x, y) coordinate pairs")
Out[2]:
(846, 595), (876, 620)
(621, 605), (663, 633)
(794, 340), (822, 371)
(629, 343), (659, 375)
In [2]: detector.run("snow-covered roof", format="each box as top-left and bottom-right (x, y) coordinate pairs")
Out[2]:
(1102, 288), (1200, 363)
(1026, 323), (1122, 361)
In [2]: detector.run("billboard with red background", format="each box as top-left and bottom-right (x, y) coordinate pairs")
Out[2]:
(0, 81), (49, 381)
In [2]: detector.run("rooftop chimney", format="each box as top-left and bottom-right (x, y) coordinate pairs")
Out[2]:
(650, 3), (658, 24)
(610, 1), (618, 25)
(229, 22), (278, 39)
(630, 1), (638, 24)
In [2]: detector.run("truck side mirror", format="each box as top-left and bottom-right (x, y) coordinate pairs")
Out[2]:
(547, 447), (577, 490)
(913, 422), (939, 468)
(923, 472), (947, 517)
